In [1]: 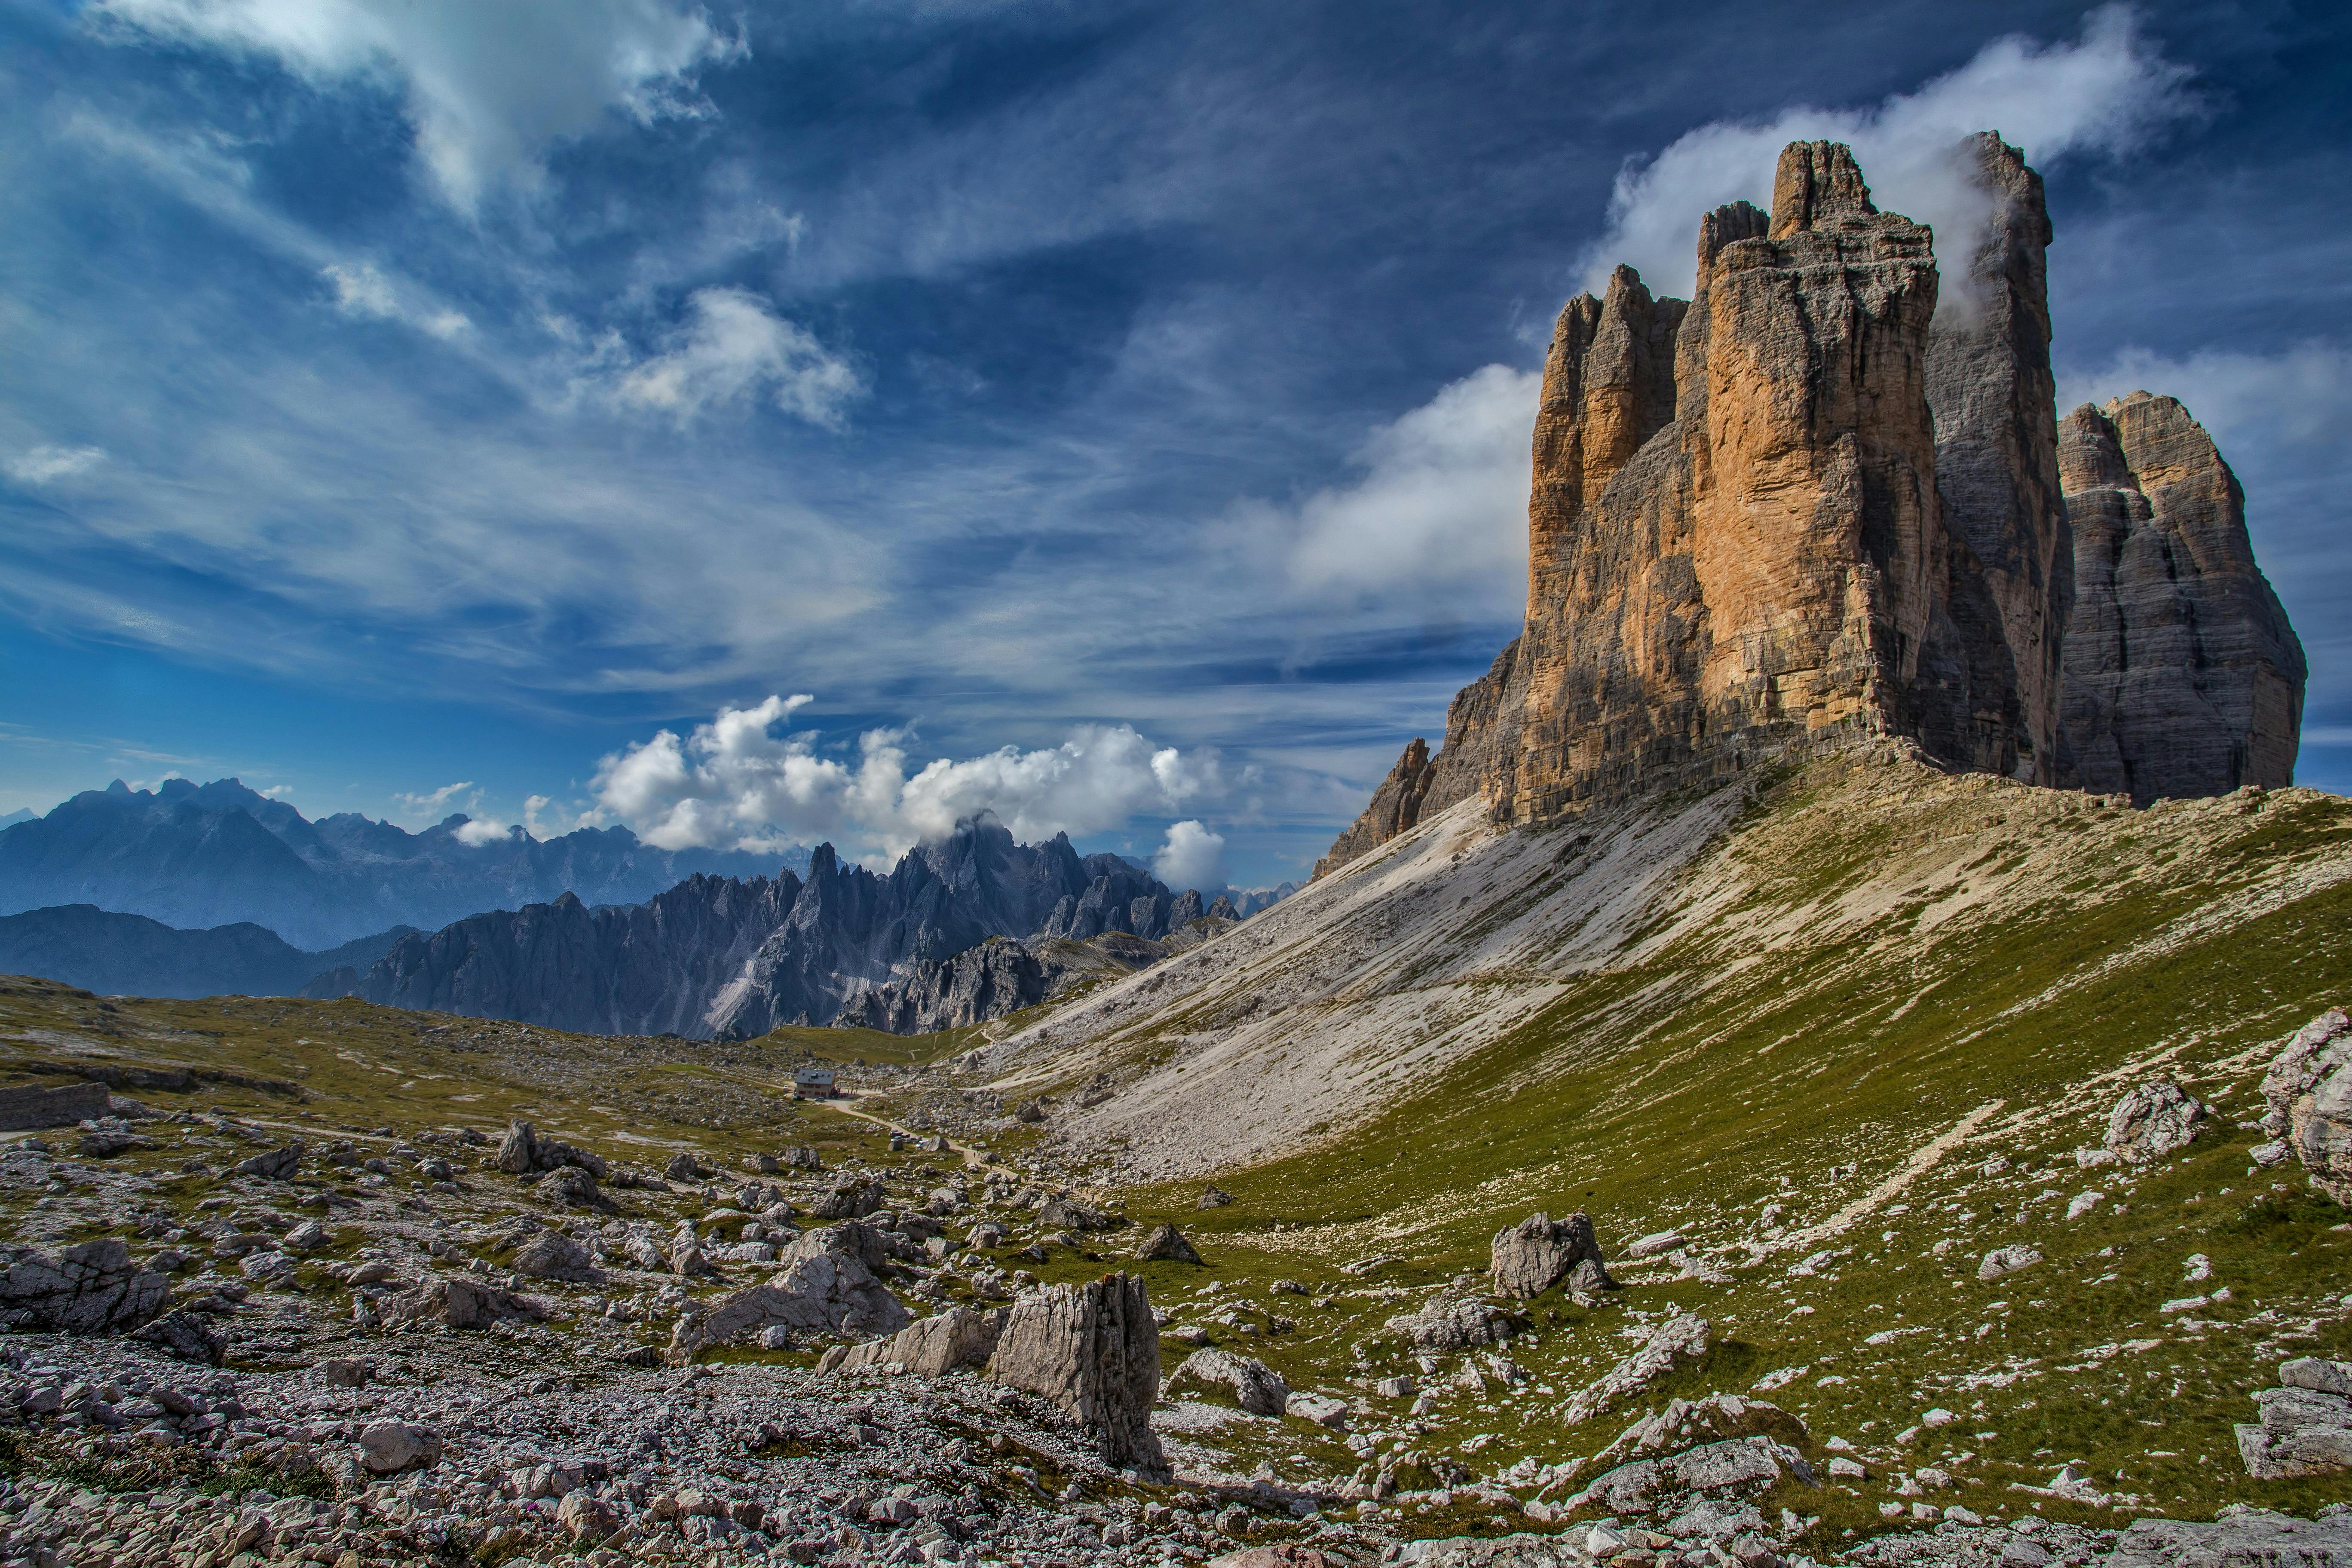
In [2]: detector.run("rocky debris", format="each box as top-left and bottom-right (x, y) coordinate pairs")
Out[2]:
(665, 1151), (714, 1182)
(2261, 1009), (2352, 1200)
(2107, 1511), (2352, 1568)
(1135, 1222), (1204, 1263)
(987, 1273), (1164, 1470)
(541, 1163), (605, 1207)
(1977, 1244), (2043, 1281)
(1167, 1348), (1289, 1416)
(2103, 1081), (2207, 1162)
(2055, 392), (2305, 800)
(1490, 1211), (1613, 1297)
(0, 1239), (170, 1334)
(668, 1225), (913, 1359)
(377, 1277), (545, 1331)
(228, 1142), (303, 1180)
(511, 1230), (602, 1283)
(76, 1114), (151, 1156)
(0, 1078), (111, 1130)
(1040, 1195), (1119, 1232)
(357, 1419), (444, 1475)
(2237, 1357), (2352, 1479)
(1386, 1295), (1518, 1353)
(818, 1304), (1005, 1377)
(1562, 1312), (1708, 1427)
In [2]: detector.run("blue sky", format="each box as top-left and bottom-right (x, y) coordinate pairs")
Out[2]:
(1, 0), (2347, 888)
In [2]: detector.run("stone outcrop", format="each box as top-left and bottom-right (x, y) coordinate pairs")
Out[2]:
(0, 1239), (170, 1335)
(1490, 1210), (1614, 1298)
(986, 1274), (1164, 1470)
(1165, 1348), (1289, 1415)
(0, 1080), (110, 1132)
(2261, 1008), (2352, 1201)
(2237, 1357), (2352, 1479)
(1317, 135), (2303, 878)
(2102, 1080), (2207, 1163)
(2054, 392), (2306, 800)
(666, 1231), (914, 1362)
(376, 1277), (545, 1331)
(833, 937), (1050, 1033)
(816, 1305), (1004, 1378)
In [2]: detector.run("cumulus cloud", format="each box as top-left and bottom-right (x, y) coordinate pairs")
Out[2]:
(322, 263), (472, 340)
(1582, 6), (2200, 303)
(1279, 364), (1540, 596)
(452, 816), (516, 846)
(1153, 819), (1226, 892)
(92, 0), (744, 210)
(608, 288), (866, 429)
(591, 694), (1224, 858)
(5, 445), (109, 485)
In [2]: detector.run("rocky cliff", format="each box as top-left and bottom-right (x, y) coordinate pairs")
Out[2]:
(1318, 135), (2302, 877)
(2055, 392), (2306, 802)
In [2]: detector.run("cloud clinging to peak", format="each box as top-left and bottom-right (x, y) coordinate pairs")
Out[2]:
(1582, 5), (2201, 302)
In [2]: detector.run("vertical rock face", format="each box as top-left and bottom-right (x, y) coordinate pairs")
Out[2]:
(987, 1274), (1164, 1470)
(1920, 132), (2072, 782)
(2055, 392), (2306, 801)
(1314, 133), (2304, 880)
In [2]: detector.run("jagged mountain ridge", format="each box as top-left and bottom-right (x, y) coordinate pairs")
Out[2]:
(0, 905), (415, 1000)
(0, 777), (799, 949)
(1316, 135), (2303, 876)
(331, 816), (1244, 1038)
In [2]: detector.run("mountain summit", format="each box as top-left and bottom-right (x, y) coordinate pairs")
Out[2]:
(1318, 136), (2303, 877)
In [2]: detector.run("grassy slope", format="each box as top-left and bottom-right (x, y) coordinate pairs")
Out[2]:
(931, 755), (2352, 1545)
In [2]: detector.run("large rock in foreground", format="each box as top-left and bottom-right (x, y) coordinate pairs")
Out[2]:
(2238, 1357), (2352, 1479)
(987, 1273), (1164, 1471)
(1490, 1210), (1614, 1298)
(2261, 1008), (2352, 1201)
(0, 1240), (169, 1335)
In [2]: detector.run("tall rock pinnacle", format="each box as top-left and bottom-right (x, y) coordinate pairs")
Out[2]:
(1316, 135), (2306, 879)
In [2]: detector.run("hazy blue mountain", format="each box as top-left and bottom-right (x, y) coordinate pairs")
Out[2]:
(0, 810), (32, 830)
(0, 904), (415, 999)
(0, 778), (805, 949)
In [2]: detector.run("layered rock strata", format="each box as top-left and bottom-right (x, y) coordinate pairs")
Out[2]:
(2053, 392), (2305, 800)
(1317, 135), (2303, 877)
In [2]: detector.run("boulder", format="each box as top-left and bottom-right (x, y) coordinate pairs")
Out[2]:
(0, 1239), (171, 1334)
(282, 1220), (332, 1253)
(667, 1230), (912, 1360)
(665, 1152), (713, 1182)
(557, 1491), (619, 1543)
(133, 1308), (227, 1365)
(494, 1120), (537, 1174)
(811, 1177), (888, 1220)
(986, 1273), (1164, 1470)
(377, 1277), (544, 1331)
(1565, 1435), (1812, 1515)
(1167, 1348), (1289, 1416)
(2261, 1010), (2352, 1200)
(2238, 1359), (2352, 1479)
(1589, 1394), (1807, 1473)
(539, 1166), (603, 1208)
(1489, 1211), (1614, 1298)
(317, 1358), (371, 1388)
(1038, 1196), (1116, 1231)
(511, 1231), (601, 1283)
(1977, 1244), (2042, 1281)
(816, 1305), (1005, 1377)
(1197, 1187), (1234, 1209)
(1387, 1295), (1518, 1353)
(229, 1144), (303, 1181)
(1134, 1223), (1202, 1264)
(356, 1421), (442, 1475)
(2103, 1081), (2207, 1162)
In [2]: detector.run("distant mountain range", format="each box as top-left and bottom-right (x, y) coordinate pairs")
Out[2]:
(318, 817), (1266, 1038)
(0, 778), (800, 949)
(0, 905), (416, 1000)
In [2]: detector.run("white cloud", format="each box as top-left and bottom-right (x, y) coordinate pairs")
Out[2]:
(6, 445), (109, 485)
(393, 779), (475, 820)
(92, 0), (744, 211)
(591, 694), (1225, 858)
(1279, 364), (1540, 597)
(323, 263), (472, 340)
(1583, 5), (2200, 303)
(608, 288), (866, 429)
(452, 816), (515, 846)
(1152, 819), (1226, 892)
